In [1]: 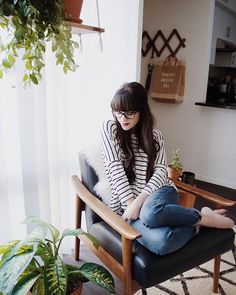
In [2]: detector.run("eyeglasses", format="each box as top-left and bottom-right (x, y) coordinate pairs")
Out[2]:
(113, 111), (137, 119)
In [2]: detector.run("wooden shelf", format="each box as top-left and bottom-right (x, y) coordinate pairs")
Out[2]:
(195, 102), (236, 110)
(65, 21), (105, 35)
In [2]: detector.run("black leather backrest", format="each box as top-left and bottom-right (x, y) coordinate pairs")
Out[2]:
(79, 154), (102, 228)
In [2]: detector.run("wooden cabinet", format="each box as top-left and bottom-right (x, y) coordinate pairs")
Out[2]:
(215, 51), (236, 67)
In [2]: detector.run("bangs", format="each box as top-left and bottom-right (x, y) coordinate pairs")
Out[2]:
(111, 90), (141, 112)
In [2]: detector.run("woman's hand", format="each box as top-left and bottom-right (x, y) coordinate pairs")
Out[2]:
(122, 192), (149, 221)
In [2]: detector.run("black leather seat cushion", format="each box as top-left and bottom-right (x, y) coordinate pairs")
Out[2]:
(89, 222), (235, 288)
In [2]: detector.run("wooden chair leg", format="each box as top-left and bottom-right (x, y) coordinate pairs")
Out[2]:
(213, 255), (221, 293)
(122, 236), (133, 295)
(75, 195), (83, 261)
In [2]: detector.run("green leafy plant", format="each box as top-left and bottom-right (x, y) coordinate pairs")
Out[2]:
(170, 149), (182, 171)
(0, 216), (115, 295)
(0, 0), (78, 85)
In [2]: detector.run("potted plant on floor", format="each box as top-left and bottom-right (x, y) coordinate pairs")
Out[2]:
(167, 148), (183, 180)
(0, 216), (115, 295)
(0, 0), (81, 85)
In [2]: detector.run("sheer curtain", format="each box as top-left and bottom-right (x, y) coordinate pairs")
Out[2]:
(0, 0), (143, 252)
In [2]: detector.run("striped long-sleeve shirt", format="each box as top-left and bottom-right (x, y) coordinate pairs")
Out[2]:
(101, 120), (175, 214)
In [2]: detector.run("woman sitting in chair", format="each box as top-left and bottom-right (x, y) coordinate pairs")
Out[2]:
(101, 82), (234, 256)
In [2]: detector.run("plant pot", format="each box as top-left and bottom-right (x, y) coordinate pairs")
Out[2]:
(167, 165), (182, 180)
(66, 275), (83, 295)
(63, 0), (84, 23)
(69, 283), (83, 295)
(27, 284), (82, 295)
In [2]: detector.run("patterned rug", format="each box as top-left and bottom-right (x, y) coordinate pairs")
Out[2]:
(135, 247), (236, 295)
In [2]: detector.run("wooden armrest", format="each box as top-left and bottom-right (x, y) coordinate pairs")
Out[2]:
(72, 175), (141, 240)
(174, 180), (236, 207)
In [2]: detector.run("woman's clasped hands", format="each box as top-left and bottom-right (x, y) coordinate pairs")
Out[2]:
(122, 192), (148, 221)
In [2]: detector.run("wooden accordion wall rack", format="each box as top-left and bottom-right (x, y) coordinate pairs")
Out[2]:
(142, 29), (186, 58)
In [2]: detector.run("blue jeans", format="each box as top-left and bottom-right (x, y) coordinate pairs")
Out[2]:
(129, 186), (200, 255)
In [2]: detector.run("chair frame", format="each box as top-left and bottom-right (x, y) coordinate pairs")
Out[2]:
(72, 175), (236, 295)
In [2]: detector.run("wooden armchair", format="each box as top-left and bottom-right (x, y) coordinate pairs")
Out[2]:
(72, 156), (235, 295)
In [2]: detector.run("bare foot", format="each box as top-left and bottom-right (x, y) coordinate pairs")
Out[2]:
(199, 207), (234, 229)
(214, 209), (228, 216)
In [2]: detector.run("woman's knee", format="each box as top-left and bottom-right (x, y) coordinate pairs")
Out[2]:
(140, 203), (164, 228)
(140, 186), (179, 228)
(141, 226), (195, 256)
(141, 228), (175, 255)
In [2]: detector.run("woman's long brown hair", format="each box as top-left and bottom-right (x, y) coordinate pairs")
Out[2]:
(111, 82), (158, 184)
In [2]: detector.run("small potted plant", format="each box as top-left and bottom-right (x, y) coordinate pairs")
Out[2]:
(167, 148), (183, 180)
(0, 0), (81, 85)
(0, 216), (115, 295)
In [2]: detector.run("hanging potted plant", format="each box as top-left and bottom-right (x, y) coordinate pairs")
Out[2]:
(167, 148), (183, 180)
(0, 216), (115, 295)
(0, 0), (82, 86)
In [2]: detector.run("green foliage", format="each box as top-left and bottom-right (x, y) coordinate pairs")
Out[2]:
(170, 149), (182, 171)
(0, 216), (115, 295)
(44, 256), (67, 295)
(79, 263), (116, 294)
(0, 0), (78, 86)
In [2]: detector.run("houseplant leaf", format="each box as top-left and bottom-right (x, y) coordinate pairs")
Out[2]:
(44, 256), (67, 295)
(66, 264), (88, 282)
(32, 278), (45, 295)
(23, 216), (60, 242)
(61, 228), (84, 238)
(18, 259), (38, 282)
(1, 226), (47, 264)
(61, 229), (99, 249)
(35, 243), (52, 264)
(77, 263), (115, 294)
(0, 240), (19, 255)
(0, 247), (37, 293)
(11, 272), (40, 295)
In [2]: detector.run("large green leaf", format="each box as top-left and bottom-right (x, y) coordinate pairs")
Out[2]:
(0, 226), (47, 294)
(61, 229), (99, 249)
(35, 243), (51, 263)
(32, 278), (45, 295)
(17, 260), (38, 286)
(0, 240), (19, 258)
(0, 249), (37, 293)
(78, 263), (115, 294)
(1, 226), (47, 264)
(44, 256), (67, 295)
(66, 264), (88, 282)
(11, 272), (40, 295)
(61, 228), (84, 239)
(23, 216), (60, 242)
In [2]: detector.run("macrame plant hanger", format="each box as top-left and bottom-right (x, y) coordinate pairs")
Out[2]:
(77, 0), (103, 54)
(142, 29), (186, 91)
(96, 0), (103, 52)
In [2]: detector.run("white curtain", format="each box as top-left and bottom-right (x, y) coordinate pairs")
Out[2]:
(0, 0), (143, 253)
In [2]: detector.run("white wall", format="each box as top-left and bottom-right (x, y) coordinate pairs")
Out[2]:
(142, 0), (236, 189)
